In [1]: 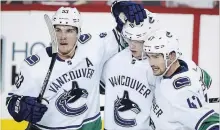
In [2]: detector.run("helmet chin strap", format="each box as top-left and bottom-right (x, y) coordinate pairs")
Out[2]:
(141, 50), (148, 60)
(159, 56), (179, 77)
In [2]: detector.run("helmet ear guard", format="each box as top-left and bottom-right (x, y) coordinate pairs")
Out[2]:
(52, 7), (82, 38)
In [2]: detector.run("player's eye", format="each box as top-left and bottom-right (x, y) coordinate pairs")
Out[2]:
(145, 54), (150, 58)
(67, 29), (76, 33)
(152, 55), (160, 59)
(55, 28), (61, 33)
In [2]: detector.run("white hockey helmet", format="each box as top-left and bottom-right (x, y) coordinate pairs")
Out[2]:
(52, 7), (82, 37)
(143, 29), (181, 58)
(143, 29), (182, 74)
(121, 15), (160, 44)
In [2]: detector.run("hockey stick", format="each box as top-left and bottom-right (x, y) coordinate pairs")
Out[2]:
(26, 14), (58, 130)
(209, 97), (220, 103)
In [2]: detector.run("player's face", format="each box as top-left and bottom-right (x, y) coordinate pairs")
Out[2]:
(128, 40), (144, 59)
(146, 53), (166, 76)
(55, 25), (78, 55)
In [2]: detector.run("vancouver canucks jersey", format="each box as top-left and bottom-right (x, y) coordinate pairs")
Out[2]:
(149, 60), (219, 130)
(7, 30), (120, 130)
(102, 48), (155, 130)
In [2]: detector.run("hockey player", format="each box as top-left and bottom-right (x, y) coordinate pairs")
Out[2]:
(102, 14), (160, 130)
(143, 29), (219, 130)
(6, 1), (147, 130)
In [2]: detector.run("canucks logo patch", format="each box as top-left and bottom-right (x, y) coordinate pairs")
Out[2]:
(55, 81), (88, 116)
(173, 77), (191, 89)
(114, 90), (141, 127)
(25, 54), (40, 66)
(78, 33), (91, 44)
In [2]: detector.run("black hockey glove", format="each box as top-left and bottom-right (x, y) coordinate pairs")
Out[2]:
(111, 1), (147, 32)
(7, 95), (48, 124)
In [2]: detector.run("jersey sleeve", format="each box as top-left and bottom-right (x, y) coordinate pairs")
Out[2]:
(185, 59), (212, 102)
(197, 67), (212, 90)
(99, 59), (110, 95)
(99, 64), (107, 95)
(187, 60), (212, 90)
(101, 29), (124, 63)
(171, 88), (219, 130)
(197, 67), (212, 103)
(8, 59), (41, 98)
(93, 30), (117, 95)
(146, 63), (157, 90)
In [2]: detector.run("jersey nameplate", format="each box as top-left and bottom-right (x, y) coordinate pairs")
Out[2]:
(78, 33), (91, 44)
(173, 77), (191, 89)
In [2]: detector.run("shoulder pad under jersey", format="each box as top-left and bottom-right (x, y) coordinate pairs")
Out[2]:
(78, 33), (92, 44)
(173, 76), (191, 89)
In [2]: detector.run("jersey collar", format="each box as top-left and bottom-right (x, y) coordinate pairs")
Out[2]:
(163, 59), (189, 79)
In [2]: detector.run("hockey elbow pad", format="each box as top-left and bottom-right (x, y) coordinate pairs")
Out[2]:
(7, 95), (48, 123)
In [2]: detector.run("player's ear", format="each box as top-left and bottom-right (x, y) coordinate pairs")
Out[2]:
(169, 51), (176, 61)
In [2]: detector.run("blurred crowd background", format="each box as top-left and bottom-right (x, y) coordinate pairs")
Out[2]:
(1, 0), (219, 9)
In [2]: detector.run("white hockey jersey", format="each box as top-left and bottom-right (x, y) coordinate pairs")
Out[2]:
(149, 59), (218, 130)
(8, 30), (121, 130)
(102, 48), (155, 130)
